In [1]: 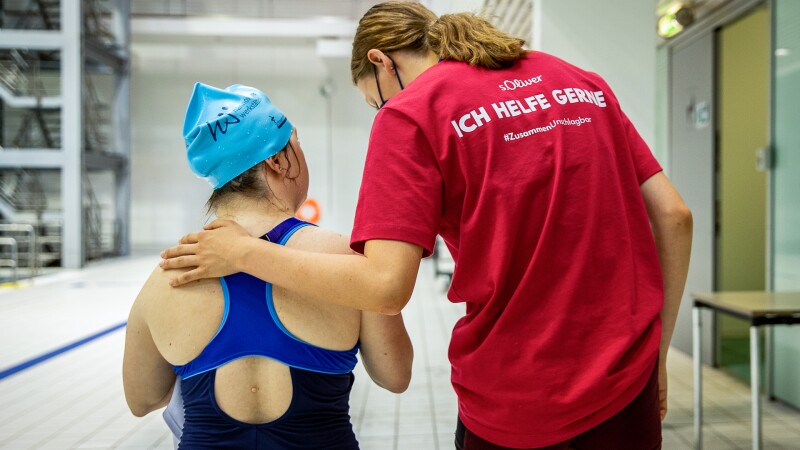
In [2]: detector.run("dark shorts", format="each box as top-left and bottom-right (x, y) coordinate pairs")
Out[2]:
(455, 359), (661, 450)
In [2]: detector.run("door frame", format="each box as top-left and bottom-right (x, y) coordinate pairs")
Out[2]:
(660, 0), (772, 368)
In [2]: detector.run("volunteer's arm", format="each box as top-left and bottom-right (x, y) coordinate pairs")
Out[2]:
(359, 310), (414, 393)
(160, 221), (423, 315)
(122, 281), (177, 417)
(640, 171), (693, 421)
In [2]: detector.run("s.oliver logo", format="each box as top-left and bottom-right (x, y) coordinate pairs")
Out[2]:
(499, 75), (543, 91)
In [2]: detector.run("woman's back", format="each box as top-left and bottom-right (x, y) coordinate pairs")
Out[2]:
(124, 83), (412, 448)
(139, 219), (362, 448)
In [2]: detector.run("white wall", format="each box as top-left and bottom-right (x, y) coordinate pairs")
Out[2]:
(533, 0), (657, 148)
(130, 38), (375, 250)
(129, 0), (658, 249)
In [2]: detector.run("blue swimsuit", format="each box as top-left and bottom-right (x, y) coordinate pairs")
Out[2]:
(173, 218), (360, 449)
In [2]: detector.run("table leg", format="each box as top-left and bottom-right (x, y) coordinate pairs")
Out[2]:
(693, 306), (703, 450)
(765, 327), (772, 400)
(751, 325), (762, 450)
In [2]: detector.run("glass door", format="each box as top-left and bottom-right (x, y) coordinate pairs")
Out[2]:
(771, 0), (800, 408)
(714, 6), (769, 382)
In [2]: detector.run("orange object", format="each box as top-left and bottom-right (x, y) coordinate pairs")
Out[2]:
(296, 198), (321, 224)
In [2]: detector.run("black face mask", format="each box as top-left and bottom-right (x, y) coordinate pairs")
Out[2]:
(373, 54), (405, 109)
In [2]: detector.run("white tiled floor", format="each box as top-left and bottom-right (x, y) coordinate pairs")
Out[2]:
(0, 256), (799, 449)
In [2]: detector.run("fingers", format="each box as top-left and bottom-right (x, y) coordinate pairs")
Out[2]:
(657, 359), (668, 421)
(168, 268), (206, 287)
(204, 219), (235, 230)
(160, 255), (200, 270)
(160, 244), (198, 259)
(179, 232), (202, 245)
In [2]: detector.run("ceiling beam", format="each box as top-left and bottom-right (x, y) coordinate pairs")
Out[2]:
(0, 30), (62, 50)
(131, 16), (358, 39)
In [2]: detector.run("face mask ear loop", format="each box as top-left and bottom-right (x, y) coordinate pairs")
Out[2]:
(386, 55), (405, 90)
(373, 64), (387, 109)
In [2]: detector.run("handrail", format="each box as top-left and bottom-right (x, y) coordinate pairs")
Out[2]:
(0, 82), (62, 109)
(0, 223), (37, 277)
(0, 237), (19, 283)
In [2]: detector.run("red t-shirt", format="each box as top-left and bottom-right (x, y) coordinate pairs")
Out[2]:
(351, 52), (664, 448)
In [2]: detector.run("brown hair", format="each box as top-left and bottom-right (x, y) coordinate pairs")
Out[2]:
(206, 142), (299, 214)
(351, 1), (527, 84)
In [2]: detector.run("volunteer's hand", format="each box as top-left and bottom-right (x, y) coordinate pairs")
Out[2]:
(658, 356), (668, 421)
(160, 219), (252, 287)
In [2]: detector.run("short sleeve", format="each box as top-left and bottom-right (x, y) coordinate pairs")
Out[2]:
(621, 112), (662, 185)
(594, 72), (663, 185)
(350, 108), (442, 257)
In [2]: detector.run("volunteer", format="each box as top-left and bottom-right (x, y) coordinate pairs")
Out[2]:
(161, 3), (692, 449)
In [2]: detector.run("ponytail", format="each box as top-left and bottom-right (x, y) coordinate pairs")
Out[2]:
(351, 1), (528, 84)
(427, 13), (527, 70)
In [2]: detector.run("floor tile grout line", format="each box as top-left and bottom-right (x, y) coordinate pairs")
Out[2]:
(355, 378), (370, 435)
(0, 335), (121, 412)
(393, 393), (400, 450)
(149, 430), (171, 450)
(0, 321), (127, 381)
(110, 408), (160, 449)
(431, 276), (454, 343)
(0, 357), (123, 444)
(32, 385), (131, 449)
(671, 428), (694, 448)
(0, 340), (123, 420)
(415, 296), (440, 450)
(69, 408), (131, 450)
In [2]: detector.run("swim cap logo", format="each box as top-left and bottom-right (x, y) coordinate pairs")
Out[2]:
(207, 114), (240, 141)
(269, 115), (288, 129)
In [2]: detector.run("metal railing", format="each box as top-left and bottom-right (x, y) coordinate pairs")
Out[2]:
(3, 0), (116, 38)
(0, 223), (37, 277)
(479, 0), (533, 45)
(82, 75), (109, 153)
(0, 169), (49, 215)
(0, 237), (19, 283)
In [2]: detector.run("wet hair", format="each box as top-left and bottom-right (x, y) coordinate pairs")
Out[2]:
(350, 1), (528, 84)
(205, 140), (300, 214)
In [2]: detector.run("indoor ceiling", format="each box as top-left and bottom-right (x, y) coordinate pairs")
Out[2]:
(656, 0), (733, 18)
(130, 0), (532, 61)
(131, 0), (531, 47)
(131, 0), (403, 20)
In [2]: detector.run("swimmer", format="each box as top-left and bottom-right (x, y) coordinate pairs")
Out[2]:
(123, 83), (413, 449)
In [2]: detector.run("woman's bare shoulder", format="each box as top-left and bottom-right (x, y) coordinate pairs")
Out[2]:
(134, 265), (224, 364)
(136, 266), (223, 329)
(137, 265), (222, 309)
(284, 226), (356, 256)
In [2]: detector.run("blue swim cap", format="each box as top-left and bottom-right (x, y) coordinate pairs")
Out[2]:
(183, 83), (293, 189)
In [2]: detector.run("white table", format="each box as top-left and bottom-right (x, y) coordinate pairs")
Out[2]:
(692, 291), (800, 450)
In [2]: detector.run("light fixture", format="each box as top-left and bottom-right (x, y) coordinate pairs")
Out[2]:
(658, 2), (695, 39)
